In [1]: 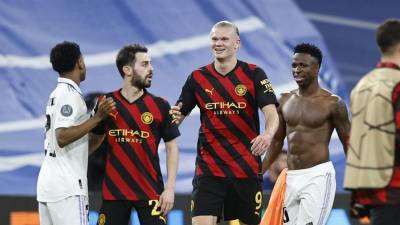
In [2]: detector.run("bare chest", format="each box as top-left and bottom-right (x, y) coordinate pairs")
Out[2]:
(282, 96), (331, 128)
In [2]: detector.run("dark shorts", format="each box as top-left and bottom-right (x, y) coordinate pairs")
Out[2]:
(97, 200), (166, 225)
(370, 204), (400, 225)
(191, 176), (262, 225)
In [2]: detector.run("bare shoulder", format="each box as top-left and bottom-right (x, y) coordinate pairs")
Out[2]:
(279, 89), (297, 105)
(321, 89), (348, 113)
(321, 89), (340, 101)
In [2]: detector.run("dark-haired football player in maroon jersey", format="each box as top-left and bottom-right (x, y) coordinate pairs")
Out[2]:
(92, 44), (180, 225)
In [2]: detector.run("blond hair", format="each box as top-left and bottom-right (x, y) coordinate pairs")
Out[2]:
(211, 21), (240, 36)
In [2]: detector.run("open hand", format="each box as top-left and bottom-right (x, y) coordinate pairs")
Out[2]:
(250, 133), (273, 156)
(159, 187), (174, 216)
(95, 96), (116, 120)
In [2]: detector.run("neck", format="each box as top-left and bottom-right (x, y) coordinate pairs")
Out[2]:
(61, 73), (80, 86)
(298, 81), (320, 97)
(214, 56), (237, 75)
(381, 55), (400, 67)
(121, 83), (143, 102)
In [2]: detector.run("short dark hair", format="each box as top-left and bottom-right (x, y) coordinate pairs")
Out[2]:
(116, 44), (148, 77)
(293, 43), (323, 67)
(50, 41), (81, 74)
(376, 19), (400, 55)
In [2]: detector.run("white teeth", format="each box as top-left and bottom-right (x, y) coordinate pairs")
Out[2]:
(294, 77), (303, 81)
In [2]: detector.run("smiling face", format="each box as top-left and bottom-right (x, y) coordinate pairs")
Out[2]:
(130, 52), (153, 89)
(210, 25), (240, 61)
(291, 53), (319, 89)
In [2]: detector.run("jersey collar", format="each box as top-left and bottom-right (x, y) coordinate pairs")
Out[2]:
(376, 62), (400, 71)
(57, 77), (83, 95)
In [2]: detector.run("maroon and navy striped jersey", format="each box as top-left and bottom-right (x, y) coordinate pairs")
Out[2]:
(178, 60), (278, 179)
(93, 89), (180, 200)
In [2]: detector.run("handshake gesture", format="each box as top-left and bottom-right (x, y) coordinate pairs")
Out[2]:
(95, 95), (117, 120)
(169, 102), (184, 125)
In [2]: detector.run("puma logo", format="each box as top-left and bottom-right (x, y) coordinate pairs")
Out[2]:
(205, 88), (214, 95)
(109, 111), (118, 120)
(159, 215), (166, 224)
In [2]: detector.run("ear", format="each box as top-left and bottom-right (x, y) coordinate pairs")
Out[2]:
(314, 64), (321, 76)
(395, 43), (400, 55)
(122, 65), (132, 77)
(77, 56), (85, 70)
(235, 38), (241, 49)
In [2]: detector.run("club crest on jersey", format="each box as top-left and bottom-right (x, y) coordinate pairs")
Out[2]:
(60, 104), (73, 117)
(141, 112), (153, 124)
(98, 213), (106, 225)
(235, 84), (247, 96)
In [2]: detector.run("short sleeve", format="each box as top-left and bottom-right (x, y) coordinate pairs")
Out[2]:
(253, 67), (278, 109)
(177, 73), (197, 116)
(54, 93), (85, 129)
(159, 100), (180, 142)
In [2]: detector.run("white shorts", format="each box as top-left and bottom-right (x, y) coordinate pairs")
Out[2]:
(38, 195), (89, 225)
(283, 161), (336, 225)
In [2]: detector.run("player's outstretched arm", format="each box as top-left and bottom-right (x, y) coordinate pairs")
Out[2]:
(56, 97), (115, 148)
(262, 107), (286, 174)
(88, 133), (105, 154)
(251, 104), (279, 156)
(159, 138), (179, 216)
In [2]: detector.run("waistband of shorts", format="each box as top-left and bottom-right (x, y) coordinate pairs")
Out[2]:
(287, 161), (334, 175)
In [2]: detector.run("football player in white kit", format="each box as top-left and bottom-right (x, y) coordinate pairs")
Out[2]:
(37, 41), (115, 225)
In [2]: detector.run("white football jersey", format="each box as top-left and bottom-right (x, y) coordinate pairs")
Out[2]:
(37, 77), (90, 202)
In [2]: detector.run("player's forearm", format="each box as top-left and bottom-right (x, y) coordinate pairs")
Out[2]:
(56, 116), (102, 148)
(338, 130), (349, 155)
(89, 133), (105, 154)
(174, 115), (186, 127)
(263, 105), (279, 137)
(262, 141), (283, 173)
(165, 140), (179, 190)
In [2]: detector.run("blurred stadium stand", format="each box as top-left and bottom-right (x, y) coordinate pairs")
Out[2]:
(295, 0), (400, 92)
